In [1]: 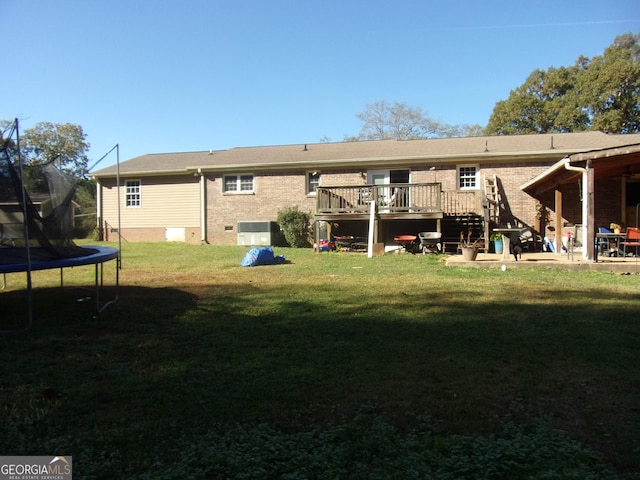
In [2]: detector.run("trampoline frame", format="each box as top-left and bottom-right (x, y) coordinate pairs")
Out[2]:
(1, 246), (120, 332)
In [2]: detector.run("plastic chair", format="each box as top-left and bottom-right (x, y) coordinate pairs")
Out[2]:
(622, 227), (640, 257)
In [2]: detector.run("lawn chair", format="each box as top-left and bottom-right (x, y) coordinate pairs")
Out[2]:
(621, 227), (640, 257)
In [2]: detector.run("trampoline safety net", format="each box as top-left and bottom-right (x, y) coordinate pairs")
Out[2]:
(1, 122), (95, 259)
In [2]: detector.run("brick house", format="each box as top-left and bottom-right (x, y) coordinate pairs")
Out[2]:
(91, 132), (640, 256)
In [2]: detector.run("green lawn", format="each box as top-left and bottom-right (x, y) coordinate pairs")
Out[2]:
(1, 243), (639, 479)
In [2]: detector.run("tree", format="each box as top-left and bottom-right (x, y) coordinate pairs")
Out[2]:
(73, 177), (98, 238)
(20, 122), (91, 177)
(351, 100), (482, 141)
(486, 33), (640, 135)
(0, 119), (15, 143)
(579, 33), (640, 133)
(1, 119), (96, 238)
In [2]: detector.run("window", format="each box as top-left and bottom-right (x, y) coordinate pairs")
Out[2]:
(390, 169), (410, 183)
(458, 166), (479, 190)
(307, 171), (320, 195)
(224, 174), (254, 193)
(125, 180), (141, 207)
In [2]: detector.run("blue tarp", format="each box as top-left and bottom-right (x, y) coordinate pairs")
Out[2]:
(241, 246), (286, 267)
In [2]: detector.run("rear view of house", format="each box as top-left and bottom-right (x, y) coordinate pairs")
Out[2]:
(92, 132), (640, 257)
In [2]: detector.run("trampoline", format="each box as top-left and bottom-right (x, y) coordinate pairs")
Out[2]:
(0, 245), (118, 273)
(1, 119), (121, 331)
(1, 245), (120, 326)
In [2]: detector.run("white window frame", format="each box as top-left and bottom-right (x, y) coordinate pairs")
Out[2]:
(223, 174), (254, 194)
(306, 171), (320, 195)
(124, 179), (141, 207)
(457, 165), (480, 190)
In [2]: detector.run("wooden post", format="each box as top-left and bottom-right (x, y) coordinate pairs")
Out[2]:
(555, 189), (563, 254)
(533, 200), (543, 252)
(368, 201), (375, 258)
(534, 200), (541, 234)
(484, 222), (490, 253)
(586, 160), (595, 261)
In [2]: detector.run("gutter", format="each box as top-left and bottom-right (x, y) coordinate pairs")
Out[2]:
(92, 168), (194, 179)
(92, 147), (587, 179)
(520, 157), (569, 193)
(197, 168), (207, 243)
(186, 151), (577, 176)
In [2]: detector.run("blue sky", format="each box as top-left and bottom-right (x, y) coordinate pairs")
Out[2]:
(3, 1), (639, 168)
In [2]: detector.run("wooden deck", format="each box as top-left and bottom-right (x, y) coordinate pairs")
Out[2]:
(315, 183), (480, 220)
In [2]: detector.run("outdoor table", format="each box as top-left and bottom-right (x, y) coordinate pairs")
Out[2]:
(595, 232), (626, 261)
(492, 228), (521, 261)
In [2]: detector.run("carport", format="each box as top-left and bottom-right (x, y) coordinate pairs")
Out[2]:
(521, 143), (640, 261)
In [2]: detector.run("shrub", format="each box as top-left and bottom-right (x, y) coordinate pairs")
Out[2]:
(277, 206), (312, 247)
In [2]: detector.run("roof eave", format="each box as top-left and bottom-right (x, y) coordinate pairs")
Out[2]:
(92, 168), (191, 179)
(189, 150), (575, 174)
(521, 143), (640, 196)
(91, 148), (585, 178)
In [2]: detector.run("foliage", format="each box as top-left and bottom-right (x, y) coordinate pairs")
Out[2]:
(1, 119), (95, 237)
(19, 121), (90, 178)
(350, 100), (483, 141)
(486, 33), (640, 135)
(129, 417), (613, 480)
(536, 203), (550, 223)
(460, 230), (482, 248)
(276, 205), (312, 247)
(0, 119), (17, 147)
(73, 178), (97, 238)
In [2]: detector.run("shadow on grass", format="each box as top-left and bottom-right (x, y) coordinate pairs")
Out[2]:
(1, 285), (199, 332)
(1, 283), (638, 477)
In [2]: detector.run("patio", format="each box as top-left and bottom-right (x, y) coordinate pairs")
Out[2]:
(446, 250), (640, 273)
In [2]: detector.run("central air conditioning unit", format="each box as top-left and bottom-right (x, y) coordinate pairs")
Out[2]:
(237, 221), (284, 246)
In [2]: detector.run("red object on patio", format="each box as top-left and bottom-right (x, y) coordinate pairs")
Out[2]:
(622, 227), (640, 256)
(394, 235), (417, 251)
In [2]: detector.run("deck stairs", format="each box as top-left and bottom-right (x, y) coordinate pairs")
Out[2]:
(441, 215), (486, 253)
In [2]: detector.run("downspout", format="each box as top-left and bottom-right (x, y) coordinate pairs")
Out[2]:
(564, 160), (589, 260)
(198, 168), (208, 243)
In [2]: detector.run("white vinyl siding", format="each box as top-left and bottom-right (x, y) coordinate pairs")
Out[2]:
(101, 176), (200, 228)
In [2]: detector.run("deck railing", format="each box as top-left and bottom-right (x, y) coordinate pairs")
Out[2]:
(441, 190), (478, 216)
(316, 184), (479, 216)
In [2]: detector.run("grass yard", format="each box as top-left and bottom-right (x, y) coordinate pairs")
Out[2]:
(1, 242), (639, 479)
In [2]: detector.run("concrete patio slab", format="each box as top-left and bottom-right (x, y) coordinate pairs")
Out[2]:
(445, 252), (640, 274)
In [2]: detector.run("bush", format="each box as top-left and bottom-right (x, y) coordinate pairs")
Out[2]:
(277, 206), (312, 247)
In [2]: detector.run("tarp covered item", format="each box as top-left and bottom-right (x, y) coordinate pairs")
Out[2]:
(241, 246), (286, 266)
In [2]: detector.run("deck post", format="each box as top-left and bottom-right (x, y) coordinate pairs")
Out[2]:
(555, 189), (563, 254)
(367, 200), (375, 258)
